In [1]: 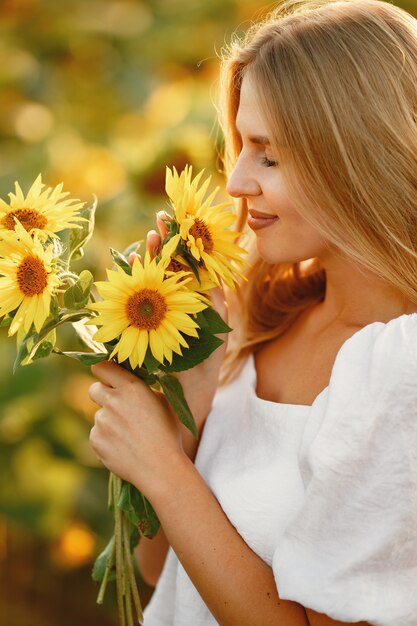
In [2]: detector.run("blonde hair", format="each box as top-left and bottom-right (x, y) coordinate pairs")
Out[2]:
(218, 0), (417, 381)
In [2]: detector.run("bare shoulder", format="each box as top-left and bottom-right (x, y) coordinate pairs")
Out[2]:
(254, 304), (360, 405)
(254, 301), (417, 406)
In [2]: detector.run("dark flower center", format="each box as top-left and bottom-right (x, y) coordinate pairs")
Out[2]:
(126, 288), (167, 329)
(17, 256), (48, 296)
(3, 208), (48, 232)
(189, 218), (214, 253)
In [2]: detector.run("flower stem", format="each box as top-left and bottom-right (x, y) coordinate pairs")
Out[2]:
(96, 536), (115, 605)
(58, 270), (79, 285)
(124, 570), (134, 626)
(123, 513), (143, 623)
(96, 471), (144, 625)
(108, 471), (114, 508)
(95, 471), (117, 606)
(114, 475), (127, 626)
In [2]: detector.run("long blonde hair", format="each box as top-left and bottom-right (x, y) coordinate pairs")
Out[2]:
(218, 0), (417, 381)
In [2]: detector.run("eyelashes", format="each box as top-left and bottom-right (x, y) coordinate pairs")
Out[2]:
(260, 156), (278, 167)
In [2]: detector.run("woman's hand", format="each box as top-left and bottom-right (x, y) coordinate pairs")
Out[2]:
(89, 360), (185, 498)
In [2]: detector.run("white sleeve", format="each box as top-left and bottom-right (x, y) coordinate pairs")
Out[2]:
(272, 313), (417, 626)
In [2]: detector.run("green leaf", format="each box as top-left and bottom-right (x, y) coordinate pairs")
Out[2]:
(13, 336), (32, 372)
(13, 327), (58, 371)
(166, 217), (178, 236)
(194, 310), (209, 328)
(129, 524), (140, 552)
(110, 248), (132, 275)
(59, 199), (97, 265)
(119, 360), (158, 385)
(32, 341), (54, 361)
(143, 347), (161, 373)
(180, 247), (201, 282)
(54, 349), (109, 365)
(50, 297), (60, 322)
(23, 309), (93, 363)
(69, 200), (96, 260)
(160, 328), (224, 373)
(31, 329), (56, 361)
(59, 308), (93, 322)
(0, 314), (12, 328)
(118, 483), (138, 527)
(118, 482), (160, 539)
(63, 270), (94, 309)
(158, 373), (198, 438)
(200, 307), (232, 334)
(92, 536), (116, 583)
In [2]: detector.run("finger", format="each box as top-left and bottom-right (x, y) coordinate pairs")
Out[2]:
(89, 381), (110, 406)
(89, 421), (104, 458)
(128, 252), (142, 267)
(91, 360), (137, 388)
(146, 230), (162, 258)
(89, 423), (98, 450)
(93, 406), (106, 425)
(156, 211), (170, 239)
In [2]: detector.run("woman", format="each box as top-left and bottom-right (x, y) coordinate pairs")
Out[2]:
(88, 1), (417, 624)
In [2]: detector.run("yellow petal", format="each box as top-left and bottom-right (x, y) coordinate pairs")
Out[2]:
(93, 319), (128, 342)
(149, 328), (164, 363)
(137, 330), (149, 367)
(116, 326), (138, 363)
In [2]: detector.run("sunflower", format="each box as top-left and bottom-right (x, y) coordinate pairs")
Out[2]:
(165, 165), (248, 288)
(87, 251), (208, 369)
(0, 174), (85, 239)
(0, 223), (62, 336)
(165, 253), (217, 292)
(159, 232), (216, 293)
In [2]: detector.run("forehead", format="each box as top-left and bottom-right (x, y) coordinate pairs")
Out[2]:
(235, 74), (270, 137)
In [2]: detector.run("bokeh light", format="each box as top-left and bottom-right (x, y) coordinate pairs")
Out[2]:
(0, 1), (415, 625)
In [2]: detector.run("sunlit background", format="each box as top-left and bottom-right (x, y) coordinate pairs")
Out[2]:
(0, 1), (415, 624)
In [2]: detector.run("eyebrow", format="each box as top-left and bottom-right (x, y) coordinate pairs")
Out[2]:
(248, 134), (286, 150)
(248, 135), (270, 145)
(235, 126), (279, 147)
(235, 123), (285, 149)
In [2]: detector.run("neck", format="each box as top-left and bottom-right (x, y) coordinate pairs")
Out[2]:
(313, 250), (416, 327)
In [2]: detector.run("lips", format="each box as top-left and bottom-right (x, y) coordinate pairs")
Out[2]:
(248, 209), (279, 219)
(247, 209), (280, 232)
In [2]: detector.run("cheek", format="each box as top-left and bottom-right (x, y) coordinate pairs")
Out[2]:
(254, 216), (328, 264)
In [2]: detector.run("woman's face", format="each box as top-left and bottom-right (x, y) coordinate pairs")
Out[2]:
(226, 75), (330, 265)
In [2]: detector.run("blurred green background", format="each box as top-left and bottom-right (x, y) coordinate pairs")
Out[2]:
(0, 1), (415, 625)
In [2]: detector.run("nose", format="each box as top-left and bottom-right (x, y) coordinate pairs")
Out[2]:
(226, 155), (261, 198)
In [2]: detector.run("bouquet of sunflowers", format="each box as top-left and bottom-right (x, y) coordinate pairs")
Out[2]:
(0, 165), (247, 625)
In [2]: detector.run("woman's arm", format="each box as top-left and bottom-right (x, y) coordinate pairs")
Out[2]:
(135, 419), (205, 587)
(89, 363), (373, 626)
(136, 525), (170, 588)
(135, 335), (224, 586)
(148, 454), (373, 626)
(151, 453), (309, 626)
(89, 364), (306, 625)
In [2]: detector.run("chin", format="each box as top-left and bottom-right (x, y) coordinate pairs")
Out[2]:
(255, 241), (312, 266)
(255, 240), (288, 264)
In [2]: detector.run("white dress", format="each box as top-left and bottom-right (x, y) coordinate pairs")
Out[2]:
(143, 312), (417, 626)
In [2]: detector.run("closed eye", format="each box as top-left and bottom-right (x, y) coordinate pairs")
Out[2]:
(260, 156), (278, 167)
